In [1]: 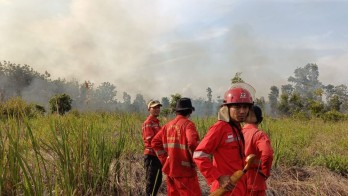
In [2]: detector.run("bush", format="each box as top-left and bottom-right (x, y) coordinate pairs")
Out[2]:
(0, 97), (45, 118)
(320, 110), (347, 122)
(291, 111), (311, 121)
(49, 93), (72, 115)
(31, 104), (46, 116)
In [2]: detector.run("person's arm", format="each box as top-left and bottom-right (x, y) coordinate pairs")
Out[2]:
(255, 131), (274, 178)
(142, 121), (155, 145)
(193, 123), (223, 185)
(185, 122), (200, 156)
(151, 128), (167, 165)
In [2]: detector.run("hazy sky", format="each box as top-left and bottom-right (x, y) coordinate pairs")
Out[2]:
(1, 0), (347, 101)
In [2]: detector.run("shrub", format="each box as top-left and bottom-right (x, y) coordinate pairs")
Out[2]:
(49, 93), (72, 115)
(320, 110), (347, 122)
(0, 97), (44, 118)
(291, 111), (311, 121)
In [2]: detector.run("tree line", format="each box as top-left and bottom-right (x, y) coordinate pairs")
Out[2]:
(0, 61), (218, 117)
(1, 61), (347, 119)
(265, 64), (348, 120)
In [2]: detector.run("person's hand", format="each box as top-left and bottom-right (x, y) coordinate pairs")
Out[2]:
(218, 175), (234, 191)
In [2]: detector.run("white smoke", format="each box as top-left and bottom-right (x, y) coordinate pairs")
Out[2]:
(1, 0), (347, 102)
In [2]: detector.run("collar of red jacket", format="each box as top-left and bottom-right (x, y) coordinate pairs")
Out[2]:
(243, 123), (258, 129)
(174, 114), (188, 120)
(147, 114), (160, 123)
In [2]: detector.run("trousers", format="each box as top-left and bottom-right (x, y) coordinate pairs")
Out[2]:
(144, 155), (162, 196)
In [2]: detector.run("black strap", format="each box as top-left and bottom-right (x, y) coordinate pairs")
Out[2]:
(228, 121), (245, 159)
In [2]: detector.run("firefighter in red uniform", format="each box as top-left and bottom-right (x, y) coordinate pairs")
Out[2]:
(243, 105), (273, 196)
(193, 87), (254, 195)
(142, 100), (163, 196)
(152, 98), (201, 196)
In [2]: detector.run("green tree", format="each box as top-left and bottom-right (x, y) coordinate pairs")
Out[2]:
(231, 72), (244, 84)
(193, 97), (205, 116)
(206, 87), (212, 102)
(169, 93), (182, 113)
(116, 91), (131, 112)
(49, 93), (72, 115)
(328, 95), (342, 111)
(205, 87), (213, 116)
(288, 63), (323, 101)
(324, 84), (348, 112)
(341, 101), (348, 113)
(160, 97), (171, 117)
(278, 84), (295, 116)
(79, 81), (93, 106)
(308, 100), (325, 117)
(334, 84), (348, 107)
(288, 92), (304, 114)
(268, 86), (279, 116)
(0, 61), (48, 98)
(281, 84), (294, 95)
(63, 79), (80, 109)
(132, 94), (146, 113)
(255, 97), (266, 111)
(50, 78), (68, 95)
(161, 97), (170, 108)
(278, 94), (290, 116)
(123, 92), (131, 105)
(95, 82), (117, 104)
(324, 84), (335, 102)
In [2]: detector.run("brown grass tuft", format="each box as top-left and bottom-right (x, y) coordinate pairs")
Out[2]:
(267, 166), (348, 196)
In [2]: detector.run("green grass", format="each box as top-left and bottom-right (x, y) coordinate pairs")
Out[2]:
(0, 113), (347, 195)
(261, 118), (348, 174)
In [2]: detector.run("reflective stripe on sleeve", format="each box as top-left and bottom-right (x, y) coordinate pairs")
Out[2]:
(163, 143), (187, 150)
(226, 136), (241, 143)
(143, 124), (160, 128)
(193, 151), (210, 158)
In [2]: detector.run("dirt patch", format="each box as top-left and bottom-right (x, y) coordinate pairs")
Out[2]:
(109, 155), (348, 196)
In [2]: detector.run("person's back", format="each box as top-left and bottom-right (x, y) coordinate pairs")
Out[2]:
(243, 105), (274, 196)
(159, 114), (198, 177)
(152, 98), (201, 196)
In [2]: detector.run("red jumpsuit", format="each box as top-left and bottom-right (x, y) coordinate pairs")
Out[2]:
(143, 115), (161, 156)
(142, 115), (162, 196)
(193, 120), (247, 196)
(242, 124), (273, 196)
(152, 115), (201, 196)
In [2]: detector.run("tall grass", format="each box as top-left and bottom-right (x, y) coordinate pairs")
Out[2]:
(262, 118), (348, 175)
(0, 112), (144, 195)
(0, 112), (347, 195)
